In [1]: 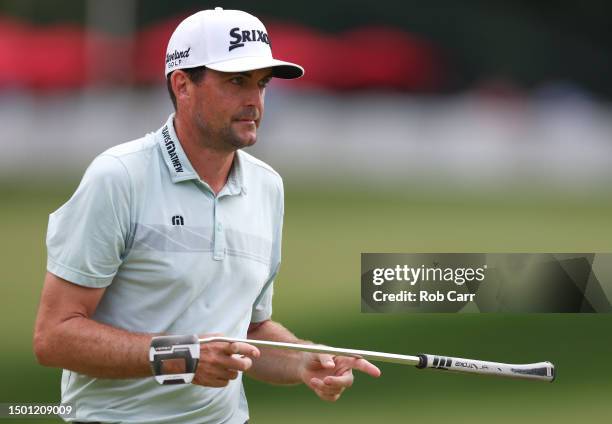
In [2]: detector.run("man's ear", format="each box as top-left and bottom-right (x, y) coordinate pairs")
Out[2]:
(171, 70), (190, 105)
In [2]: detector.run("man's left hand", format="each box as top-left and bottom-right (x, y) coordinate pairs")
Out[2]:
(299, 353), (381, 402)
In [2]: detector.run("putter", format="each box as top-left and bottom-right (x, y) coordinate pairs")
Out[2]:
(149, 335), (555, 384)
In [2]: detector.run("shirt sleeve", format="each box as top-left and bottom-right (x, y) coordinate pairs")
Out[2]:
(46, 154), (131, 288)
(251, 179), (284, 323)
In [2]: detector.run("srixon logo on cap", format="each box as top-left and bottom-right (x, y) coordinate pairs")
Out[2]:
(229, 28), (271, 51)
(166, 47), (191, 68)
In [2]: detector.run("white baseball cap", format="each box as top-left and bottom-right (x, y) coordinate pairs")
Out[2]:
(164, 7), (304, 79)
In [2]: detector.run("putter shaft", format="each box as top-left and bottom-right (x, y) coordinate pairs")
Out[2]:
(198, 336), (555, 382)
(199, 336), (420, 365)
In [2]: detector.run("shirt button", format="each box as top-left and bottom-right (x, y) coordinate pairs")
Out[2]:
(217, 223), (222, 231)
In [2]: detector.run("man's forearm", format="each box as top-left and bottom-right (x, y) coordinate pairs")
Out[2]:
(245, 320), (307, 385)
(35, 316), (152, 379)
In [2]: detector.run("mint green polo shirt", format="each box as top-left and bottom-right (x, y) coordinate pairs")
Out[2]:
(46, 114), (283, 423)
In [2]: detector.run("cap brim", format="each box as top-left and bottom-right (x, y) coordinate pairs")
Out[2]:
(205, 57), (304, 79)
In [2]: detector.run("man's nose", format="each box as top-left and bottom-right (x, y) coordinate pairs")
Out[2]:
(244, 85), (264, 110)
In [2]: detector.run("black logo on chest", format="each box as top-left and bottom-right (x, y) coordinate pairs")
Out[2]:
(172, 215), (184, 226)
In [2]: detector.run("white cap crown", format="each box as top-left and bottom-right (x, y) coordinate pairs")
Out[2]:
(165, 8), (303, 79)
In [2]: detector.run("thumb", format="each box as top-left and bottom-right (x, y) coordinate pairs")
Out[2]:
(318, 354), (335, 368)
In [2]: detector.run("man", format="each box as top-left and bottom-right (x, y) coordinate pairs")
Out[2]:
(34, 8), (380, 424)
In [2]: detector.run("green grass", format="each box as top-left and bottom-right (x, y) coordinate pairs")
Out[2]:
(1, 180), (611, 422)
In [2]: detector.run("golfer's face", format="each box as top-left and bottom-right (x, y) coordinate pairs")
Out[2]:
(194, 68), (272, 149)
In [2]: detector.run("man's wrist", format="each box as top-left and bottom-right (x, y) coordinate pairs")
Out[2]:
(148, 335), (200, 384)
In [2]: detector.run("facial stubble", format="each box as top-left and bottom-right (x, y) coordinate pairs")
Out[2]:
(194, 108), (258, 152)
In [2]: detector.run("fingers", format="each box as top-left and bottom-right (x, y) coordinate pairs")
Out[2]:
(207, 367), (239, 382)
(315, 390), (341, 402)
(217, 353), (253, 372)
(313, 373), (353, 392)
(224, 341), (260, 359)
(310, 377), (346, 402)
(305, 356), (381, 403)
(349, 358), (381, 378)
(194, 359), (241, 388)
(332, 356), (380, 378)
(322, 372), (354, 388)
(317, 353), (335, 369)
(194, 338), (260, 388)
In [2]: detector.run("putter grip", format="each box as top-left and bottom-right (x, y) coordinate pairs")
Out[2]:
(149, 334), (200, 385)
(417, 354), (555, 382)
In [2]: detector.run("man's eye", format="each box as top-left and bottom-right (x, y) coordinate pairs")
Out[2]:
(230, 77), (243, 85)
(259, 79), (271, 88)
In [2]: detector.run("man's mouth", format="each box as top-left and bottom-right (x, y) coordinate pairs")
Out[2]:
(236, 118), (257, 126)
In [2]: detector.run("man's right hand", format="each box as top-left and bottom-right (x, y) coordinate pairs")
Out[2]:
(193, 334), (260, 387)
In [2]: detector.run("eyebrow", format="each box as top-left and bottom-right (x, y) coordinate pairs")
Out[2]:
(233, 71), (273, 80)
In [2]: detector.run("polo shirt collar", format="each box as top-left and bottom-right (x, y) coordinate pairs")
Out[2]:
(158, 114), (247, 195)
(158, 114), (198, 183)
(226, 150), (247, 196)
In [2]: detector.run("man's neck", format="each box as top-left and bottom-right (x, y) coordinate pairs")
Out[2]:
(174, 114), (235, 195)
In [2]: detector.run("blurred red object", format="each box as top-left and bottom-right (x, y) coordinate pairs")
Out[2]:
(0, 17), (86, 89)
(266, 23), (445, 91)
(0, 15), (446, 91)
